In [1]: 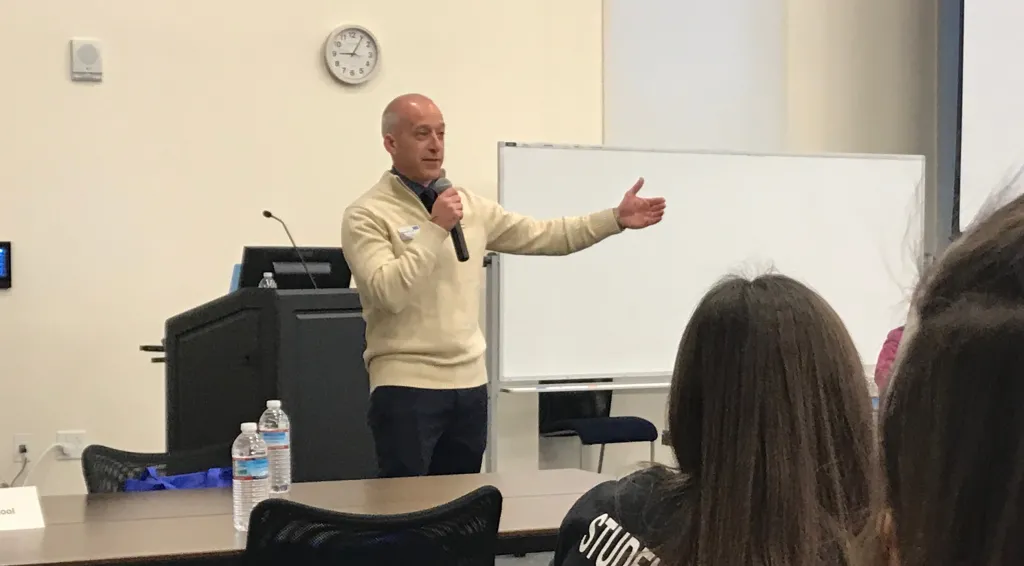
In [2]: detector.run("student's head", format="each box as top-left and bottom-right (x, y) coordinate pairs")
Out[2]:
(875, 185), (1024, 565)
(661, 274), (877, 566)
(881, 296), (1024, 566)
(913, 191), (1024, 322)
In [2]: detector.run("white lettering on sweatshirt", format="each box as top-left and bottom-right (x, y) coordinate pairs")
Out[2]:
(577, 513), (661, 566)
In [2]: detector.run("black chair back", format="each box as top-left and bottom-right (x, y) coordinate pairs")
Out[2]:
(243, 485), (503, 566)
(538, 379), (613, 434)
(80, 442), (231, 493)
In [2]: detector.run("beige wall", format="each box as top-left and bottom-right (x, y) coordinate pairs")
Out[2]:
(0, 0), (603, 494)
(0, 0), (938, 494)
(787, 0), (939, 252)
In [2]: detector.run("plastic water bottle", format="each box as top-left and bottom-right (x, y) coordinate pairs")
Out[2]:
(258, 400), (292, 494)
(232, 422), (269, 532)
(258, 272), (277, 289)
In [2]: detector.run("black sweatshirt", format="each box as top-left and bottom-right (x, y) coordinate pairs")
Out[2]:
(553, 467), (691, 566)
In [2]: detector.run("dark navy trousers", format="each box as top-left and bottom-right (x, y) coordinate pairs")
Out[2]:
(367, 384), (488, 478)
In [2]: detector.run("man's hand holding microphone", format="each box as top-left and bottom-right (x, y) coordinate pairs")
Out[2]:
(430, 188), (463, 230)
(429, 177), (471, 262)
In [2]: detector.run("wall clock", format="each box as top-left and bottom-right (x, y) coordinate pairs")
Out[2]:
(324, 25), (380, 85)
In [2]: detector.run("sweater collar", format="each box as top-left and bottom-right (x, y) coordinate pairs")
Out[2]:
(391, 167), (435, 199)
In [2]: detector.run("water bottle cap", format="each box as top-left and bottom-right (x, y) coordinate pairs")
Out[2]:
(240, 422), (258, 433)
(267, 400), (281, 409)
(262, 272), (273, 278)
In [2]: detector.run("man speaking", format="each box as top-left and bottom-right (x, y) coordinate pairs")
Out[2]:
(341, 93), (666, 478)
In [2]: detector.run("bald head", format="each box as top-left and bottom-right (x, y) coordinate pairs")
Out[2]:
(381, 94), (439, 136)
(381, 93), (445, 185)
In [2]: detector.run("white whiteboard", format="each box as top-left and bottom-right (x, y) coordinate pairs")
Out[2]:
(496, 144), (925, 383)
(960, 1), (1024, 230)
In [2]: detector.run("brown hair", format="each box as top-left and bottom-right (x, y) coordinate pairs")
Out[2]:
(655, 274), (878, 566)
(877, 190), (1024, 565)
(882, 297), (1024, 566)
(914, 192), (1024, 321)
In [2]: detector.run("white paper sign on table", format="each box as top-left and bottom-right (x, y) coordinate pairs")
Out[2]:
(0, 486), (45, 531)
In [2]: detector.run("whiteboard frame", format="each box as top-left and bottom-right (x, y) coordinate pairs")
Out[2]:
(489, 141), (927, 385)
(496, 140), (926, 163)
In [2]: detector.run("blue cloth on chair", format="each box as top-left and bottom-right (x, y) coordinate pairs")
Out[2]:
(230, 263), (242, 292)
(549, 416), (658, 445)
(124, 466), (232, 492)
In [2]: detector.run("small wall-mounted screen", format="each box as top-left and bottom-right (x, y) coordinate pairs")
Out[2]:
(0, 242), (10, 288)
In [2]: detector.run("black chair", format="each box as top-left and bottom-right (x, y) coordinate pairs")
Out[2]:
(242, 485), (503, 566)
(80, 442), (231, 493)
(539, 382), (658, 473)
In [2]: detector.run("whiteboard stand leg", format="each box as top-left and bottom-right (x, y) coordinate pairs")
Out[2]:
(486, 386), (498, 472)
(484, 253), (500, 473)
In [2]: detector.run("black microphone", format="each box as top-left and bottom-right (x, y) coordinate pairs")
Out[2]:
(261, 210), (319, 289)
(433, 177), (470, 263)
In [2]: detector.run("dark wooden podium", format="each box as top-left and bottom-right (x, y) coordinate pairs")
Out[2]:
(163, 288), (376, 482)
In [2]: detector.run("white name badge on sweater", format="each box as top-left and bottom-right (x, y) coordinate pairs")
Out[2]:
(398, 225), (420, 241)
(0, 486), (45, 531)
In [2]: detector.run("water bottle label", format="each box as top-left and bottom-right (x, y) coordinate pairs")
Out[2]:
(233, 456), (269, 480)
(262, 430), (290, 449)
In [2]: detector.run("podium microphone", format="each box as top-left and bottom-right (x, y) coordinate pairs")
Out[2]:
(433, 175), (470, 263)
(261, 210), (318, 289)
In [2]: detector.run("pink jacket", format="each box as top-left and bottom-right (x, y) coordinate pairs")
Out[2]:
(874, 326), (904, 393)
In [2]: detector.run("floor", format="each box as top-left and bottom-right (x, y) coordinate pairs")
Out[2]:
(497, 552), (553, 566)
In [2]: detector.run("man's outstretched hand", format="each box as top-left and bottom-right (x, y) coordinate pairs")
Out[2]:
(615, 177), (666, 229)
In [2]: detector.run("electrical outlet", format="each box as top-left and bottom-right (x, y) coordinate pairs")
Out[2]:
(12, 433), (31, 463)
(55, 430), (86, 460)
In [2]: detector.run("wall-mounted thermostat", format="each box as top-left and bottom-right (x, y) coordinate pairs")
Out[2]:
(0, 241), (10, 289)
(70, 38), (103, 82)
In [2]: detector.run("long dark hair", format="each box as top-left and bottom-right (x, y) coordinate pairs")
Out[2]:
(877, 189), (1024, 565)
(882, 297), (1024, 566)
(655, 274), (878, 566)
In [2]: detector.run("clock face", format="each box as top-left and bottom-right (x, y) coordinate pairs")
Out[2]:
(325, 26), (379, 85)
